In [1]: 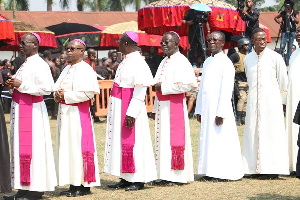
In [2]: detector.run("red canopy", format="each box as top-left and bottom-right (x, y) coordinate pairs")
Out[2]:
(260, 23), (272, 43)
(0, 21), (57, 51)
(0, 14), (15, 43)
(138, 0), (246, 36)
(100, 21), (188, 54)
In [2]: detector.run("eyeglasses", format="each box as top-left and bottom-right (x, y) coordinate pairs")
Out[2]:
(160, 41), (175, 45)
(66, 46), (83, 51)
(254, 38), (267, 42)
(20, 41), (35, 46)
(206, 38), (222, 43)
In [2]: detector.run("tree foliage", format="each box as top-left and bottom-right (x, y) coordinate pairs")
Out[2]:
(5, 0), (29, 10)
(260, 0), (300, 12)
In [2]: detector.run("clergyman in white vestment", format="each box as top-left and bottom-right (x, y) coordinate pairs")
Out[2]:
(195, 31), (244, 181)
(104, 31), (157, 191)
(286, 26), (300, 173)
(54, 39), (100, 197)
(4, 33), (57, 200)
(152, 32), (197, 185)
(243, 28), (289, 178)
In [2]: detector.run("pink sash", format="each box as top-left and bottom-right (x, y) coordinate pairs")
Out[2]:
(110, 83), (135, 173)
(60, 100), (96, 183)
(156, 91), (185, 170)
(12, 90), (43, 186)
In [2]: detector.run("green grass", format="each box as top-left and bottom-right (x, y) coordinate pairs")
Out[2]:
(1, 115), (300, 200)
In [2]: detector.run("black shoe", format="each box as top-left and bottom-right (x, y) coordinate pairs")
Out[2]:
(16, 192), (43, 200)
(258, 174), (279, 180)
(167, 181), (183, 186)
(243, 174), (262, 179)
(3, 190), (29, 200)
(199, 176), (213, 182)
(236, 111), (242, 126)
(16, 194), (43, 200)
(125, 183), (144, 191)
(151, 179), (168, 185)
(290, 171), (297, 176)
(108, 179), (131, 189)
(60, 185), (77, 196)
(241, 111), (246, 125)
(212, 178), (230, 182)
(66, 185), (91, 197)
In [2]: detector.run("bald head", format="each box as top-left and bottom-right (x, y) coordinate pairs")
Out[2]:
(119, 33), (138, 54)
(164, 32), (180, 44)
(87, 48), (96, 61)
(66, 39), (86, 65)
(20, 33), (39, 57)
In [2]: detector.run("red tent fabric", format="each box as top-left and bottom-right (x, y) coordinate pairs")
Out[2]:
(260, 23), (272, 43)
(138, 0), (246, 36)
(0, 14), (15, 43)
(99, 21), (189, 54)
(0, 21), (57, 51)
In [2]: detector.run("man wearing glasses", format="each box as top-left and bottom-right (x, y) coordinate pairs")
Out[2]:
(54, 39), (101, 197)
(242, 28), (289, 179)
(104, 31), (157, 191)
(195, 31), (244, 182)
(3, 33), (57, 200)
(152, 31), (197, 186)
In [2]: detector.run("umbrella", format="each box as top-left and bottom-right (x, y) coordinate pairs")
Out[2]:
(100, 21), (188, 53)
(138, 0), (245, 36)
(0, 14), (15, 46)
(190, 3), (212, 12)
(0, 21), (57, 51)
(46, 22), (102, 52)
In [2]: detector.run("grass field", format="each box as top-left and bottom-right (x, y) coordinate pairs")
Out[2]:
(1, 115), (300, 200)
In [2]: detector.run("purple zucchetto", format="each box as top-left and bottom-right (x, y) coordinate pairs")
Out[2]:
(73, 39), (86, 46)
(30, 32), (41, 44)
(125, 31), (139, 44)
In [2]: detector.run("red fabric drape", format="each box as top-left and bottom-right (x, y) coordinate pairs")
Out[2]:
(0, 32), (57, 51)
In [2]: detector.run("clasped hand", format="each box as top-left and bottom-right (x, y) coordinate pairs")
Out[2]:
(54, 89), (64, 102)
(5, 77), (22, 89)
(125, 115), (135, 129)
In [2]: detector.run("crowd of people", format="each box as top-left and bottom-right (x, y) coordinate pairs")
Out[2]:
(0, 0), (300, 198)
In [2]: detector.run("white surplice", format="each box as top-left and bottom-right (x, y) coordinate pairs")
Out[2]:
(54, 60), (101, 187)
(286, 48), (300, 171)
(103, 51), (157, 183)
(153, 51), (197, 183)
(10, 53), (57, 191)
(243, 47), (289, 175)
(194, 52), (244, 180)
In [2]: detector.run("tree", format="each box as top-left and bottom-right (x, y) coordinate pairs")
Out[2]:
(260, 0), (300, 12)
(47, 0), (53, 11)
(5, 0), (29, 10)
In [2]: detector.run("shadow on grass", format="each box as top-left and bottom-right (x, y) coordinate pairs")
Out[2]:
(248, 193), (300, 200)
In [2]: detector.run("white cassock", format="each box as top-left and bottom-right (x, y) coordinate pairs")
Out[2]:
(10, 53), (57, 191)
(153, 51), (197, 183)
(194, 52), (244, 180)
(54, 61), (101, 187)
(103, 51), (157, 183)
(243, 47), (289, 175)
(286, 48), (300, 172)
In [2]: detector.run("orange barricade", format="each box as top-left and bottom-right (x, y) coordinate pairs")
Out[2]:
(95, 80), (156, 117)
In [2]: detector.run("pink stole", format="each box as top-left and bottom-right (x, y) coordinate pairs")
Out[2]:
(156, 91), (185, 170)
(110, 83), (135, 173)
(12, 90), (43, 186)
(60, 100), (96, 183)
